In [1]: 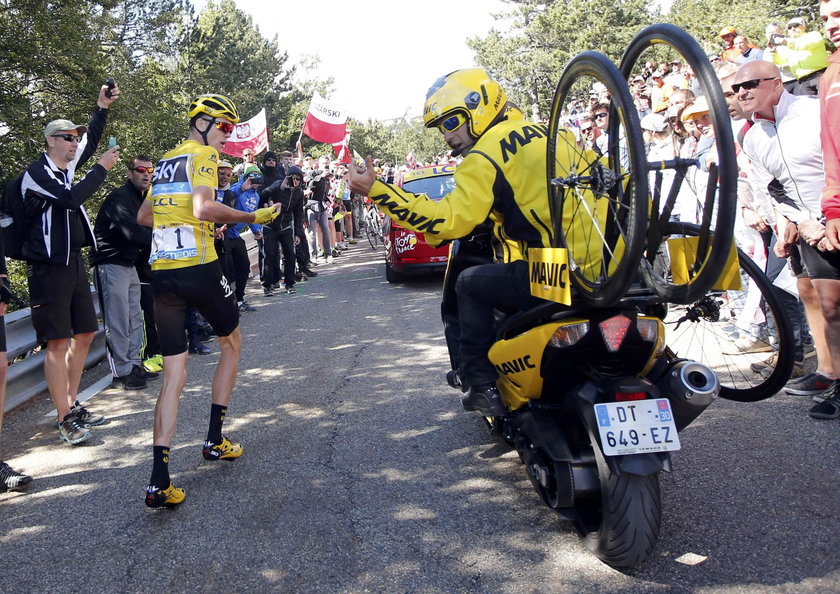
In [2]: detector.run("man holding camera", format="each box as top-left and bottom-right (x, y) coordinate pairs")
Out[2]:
(20, 82), (121, 445)
(768, 16), (829, 95)
(227, 165), (264, 311)
(260, 166), (308, 293)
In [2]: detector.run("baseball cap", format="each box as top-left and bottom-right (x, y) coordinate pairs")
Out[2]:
(786, 17), (805, 27)
(244, 165), (261, 177)
(44, 119), (87, 139)
(218, 160), (233, 169)
(640, 113), (667, 132)
(680, 96), (710, 121)
(719, 25), (737, 37)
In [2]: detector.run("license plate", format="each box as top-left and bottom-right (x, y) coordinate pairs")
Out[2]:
(594, 399), (681, 456)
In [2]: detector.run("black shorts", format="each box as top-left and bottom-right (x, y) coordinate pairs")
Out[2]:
(152, 261), (239, 356)
(788, 243), (807, 277)
(27, 252), (98, 343)
(798, 238), (840, 280)
(0, 317), (6, 352)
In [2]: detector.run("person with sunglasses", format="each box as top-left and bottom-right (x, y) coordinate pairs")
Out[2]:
(16, 80), (121, 446)
(90, 155), (159, 391)
(735, 60), (840, 412)
(348, 69), (558, 418)
(136, 93), (280, 508)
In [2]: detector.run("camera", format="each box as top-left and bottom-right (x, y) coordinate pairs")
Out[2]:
(770, 33), (785, 45)
(248, 174), (264, 185)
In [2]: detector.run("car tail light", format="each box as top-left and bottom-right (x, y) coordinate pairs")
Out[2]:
(599, 315), (631, 352)
(549, 321), (589, 348)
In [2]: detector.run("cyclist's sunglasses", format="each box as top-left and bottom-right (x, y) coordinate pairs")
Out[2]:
(203, 117), (235, 134)
(731, 77), (777, 93)
(131, 166), (154, 174)
(437, 113), (468, 133)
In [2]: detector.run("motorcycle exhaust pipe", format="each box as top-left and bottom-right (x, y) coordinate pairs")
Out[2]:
(655, 360), (719, 431)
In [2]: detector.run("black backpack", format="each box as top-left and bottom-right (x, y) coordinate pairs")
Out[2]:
(0, 174), (27, 260)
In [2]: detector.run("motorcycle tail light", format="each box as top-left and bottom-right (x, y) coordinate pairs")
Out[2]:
(599, 315), (632, 352)
(615, 391), (647, 401)
(549, 321), (589, 348)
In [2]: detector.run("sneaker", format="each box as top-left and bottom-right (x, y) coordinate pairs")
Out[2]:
(71, 401), (106, 427)
(113, 370), (146, 390)
(722, 336), (773, 355)
(145, 483), (186, 508)
(285, 286), (297, 294)
(133, 365), (159, 381)
(59, 415), (91, 445)
(0, 461), (32, 492)
(301, 268), (318, 277)
(809, 387), (840, 419)
(461, 385), (507, 417)
(307, 261), (318, 268)
(785, 371), (836, 396)
(348, 238), (358, 245)
(188, 341), (212, 355)
(202, 436), (243, 461)
(143, 354), (164, 373)
(263, 286), (274, 297)
(271, 283), (281, 290)
(238, 300), (257, 312)
(750, 353), (806, 379)
(803, 344), (817, 359)
(331, 248), (341, 258)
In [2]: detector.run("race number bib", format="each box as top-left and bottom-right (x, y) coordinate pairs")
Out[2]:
(150, 226), (198, 262)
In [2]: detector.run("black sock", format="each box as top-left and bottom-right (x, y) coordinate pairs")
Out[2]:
(150, 446), (170, 489)
(207, 404), (227, 444)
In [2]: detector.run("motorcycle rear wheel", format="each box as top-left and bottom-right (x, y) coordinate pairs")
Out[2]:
(578, 469), (661, 567)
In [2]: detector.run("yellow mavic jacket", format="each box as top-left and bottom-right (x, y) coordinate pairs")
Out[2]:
(368, 119), (558, 263)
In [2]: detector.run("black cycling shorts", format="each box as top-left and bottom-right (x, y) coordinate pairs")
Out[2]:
(27, 252), (99, 343)
(799, 238), (840, 281)
(152, 261), (239, 356)
(0, 316), (6, 352)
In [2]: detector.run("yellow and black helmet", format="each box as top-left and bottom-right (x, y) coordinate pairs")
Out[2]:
(422, 69), (507, 139)
(188, 94), (240, 124)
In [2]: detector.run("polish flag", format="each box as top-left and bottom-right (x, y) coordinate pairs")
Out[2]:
(332, 130), (352, 164)
(302, 93), (347, 144)
(223, 108), (269, 158)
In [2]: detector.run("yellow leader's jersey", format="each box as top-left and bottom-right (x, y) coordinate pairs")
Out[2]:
(368, 119), (567, 263)
(148, 139), (219, 270)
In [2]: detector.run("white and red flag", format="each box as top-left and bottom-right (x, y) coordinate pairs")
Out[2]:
(332, 130), (352, 164)
(302, 93), (347, 144)
(223, 108), (269, 158)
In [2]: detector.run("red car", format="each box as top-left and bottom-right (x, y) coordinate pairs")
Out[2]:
(384, 164), (455, 282)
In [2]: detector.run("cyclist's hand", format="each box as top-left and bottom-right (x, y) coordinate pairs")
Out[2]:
(253, 204), (280, 224)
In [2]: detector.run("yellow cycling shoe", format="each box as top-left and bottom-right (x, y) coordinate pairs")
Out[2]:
(143, 355), (164, 373)
(202, 436), (243, 461)
(145, 483), (186, 508)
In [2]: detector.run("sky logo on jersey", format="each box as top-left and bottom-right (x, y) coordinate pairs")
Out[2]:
(153, 155), (191, 196)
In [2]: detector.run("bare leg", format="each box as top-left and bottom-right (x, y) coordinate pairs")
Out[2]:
(44, 338), (73, 419)
(798, 277), (834, 377)
(211, 326), (241, 407)
(66, 332), (95, 403)
(153, 352), (188, 447)
(811, 278), (840, 383)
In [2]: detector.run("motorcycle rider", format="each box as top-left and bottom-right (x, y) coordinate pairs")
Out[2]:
(348, 69), (557, 417)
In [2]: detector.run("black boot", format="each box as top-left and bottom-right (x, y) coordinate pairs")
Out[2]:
(461, 385), (506, 417)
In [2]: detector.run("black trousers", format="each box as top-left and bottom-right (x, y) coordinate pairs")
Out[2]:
(278, 228), (297, 288)
(225, 236), (250, 302)
(261, 227), (282, 288)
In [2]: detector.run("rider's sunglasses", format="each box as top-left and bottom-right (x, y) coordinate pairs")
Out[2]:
(203, 117), (235, 134)
(731, 77), (777, 93)
(131, 166), (154, 174)
(437, 113), (468, 133)
(52, 134), (81, 143)
(593, 112), (609, 119)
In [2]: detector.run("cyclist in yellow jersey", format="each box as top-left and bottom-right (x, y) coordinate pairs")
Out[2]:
(137, 93), (279, 508)
(348, 69), (558, 417)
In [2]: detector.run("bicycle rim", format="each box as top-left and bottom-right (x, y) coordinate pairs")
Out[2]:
(547, 51), (648, 307)
(620, 24), (738, 304)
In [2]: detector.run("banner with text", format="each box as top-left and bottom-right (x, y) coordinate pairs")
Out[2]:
(302, 93), (347, 144)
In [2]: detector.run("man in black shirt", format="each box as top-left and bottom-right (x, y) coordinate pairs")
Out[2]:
(260, 166), (309, 293)
(90, 155), (157, 390)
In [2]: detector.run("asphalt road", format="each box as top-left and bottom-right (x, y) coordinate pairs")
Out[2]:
(1, 245), (838, 593)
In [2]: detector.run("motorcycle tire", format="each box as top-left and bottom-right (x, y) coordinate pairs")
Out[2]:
(579, 469), (661, 567)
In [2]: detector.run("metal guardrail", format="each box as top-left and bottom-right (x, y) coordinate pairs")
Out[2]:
(3, 231), (260, 414)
